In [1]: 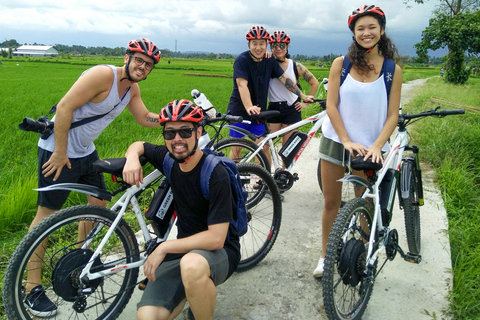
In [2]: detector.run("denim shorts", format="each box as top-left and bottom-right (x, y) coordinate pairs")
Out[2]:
(37, 148), (106, 210)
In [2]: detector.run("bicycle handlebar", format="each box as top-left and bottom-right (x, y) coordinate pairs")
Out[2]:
(203, 114), (243, 125)
(400, 107), (465, 121)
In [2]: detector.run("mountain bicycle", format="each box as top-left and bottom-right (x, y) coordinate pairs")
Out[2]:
(321, 106), (465, 320)
(214, 99), (355, 204)
(3, 113), (282, 320)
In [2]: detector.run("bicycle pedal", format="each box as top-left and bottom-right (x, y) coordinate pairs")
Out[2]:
(404, 252), (422, 264)
(293, 173), (299, 181)
(138, 278), (149, 291)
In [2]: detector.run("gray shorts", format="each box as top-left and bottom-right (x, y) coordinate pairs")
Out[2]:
(37, 148), (106, 210)
(137, 249), (229, 312)
(318, 136), (350, 167)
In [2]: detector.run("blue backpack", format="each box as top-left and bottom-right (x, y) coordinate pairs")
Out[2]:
(163, 148), (248, 237)
(340, 56), (396, 102)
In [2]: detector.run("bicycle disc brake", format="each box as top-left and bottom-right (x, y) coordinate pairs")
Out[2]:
(273, 170), (297, 192)
(385, 229), (399, 261)
(52, 249), (103, 302)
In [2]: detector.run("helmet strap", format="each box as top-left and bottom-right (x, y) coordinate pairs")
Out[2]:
(249, 51), (264, 62)
(122, 55), (139, 83)
(354, 38), (378, 53)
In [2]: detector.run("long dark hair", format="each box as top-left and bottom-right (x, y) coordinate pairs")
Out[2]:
(347, 16), (399, 74)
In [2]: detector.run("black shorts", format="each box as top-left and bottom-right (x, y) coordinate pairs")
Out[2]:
(37, 148), (106, 210)
(267, 99), (302, 124)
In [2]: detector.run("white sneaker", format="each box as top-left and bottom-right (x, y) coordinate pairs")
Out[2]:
(313, 258), (325, 278)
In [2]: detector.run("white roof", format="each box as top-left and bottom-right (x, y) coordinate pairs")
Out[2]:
(17, 45), (54, 51)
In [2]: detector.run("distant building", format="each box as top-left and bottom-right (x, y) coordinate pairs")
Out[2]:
(12, 45), (59, 57)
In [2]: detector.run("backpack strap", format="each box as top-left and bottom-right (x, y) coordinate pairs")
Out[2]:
(382, 58), (396, 101)
(162, 153), (176, 182)
(340, 56), (396, 101)
(162, 149), (220, 200)
(49, 87), (131, 129)
(200, 150), (221, 200)
(340, 56), (353, 87)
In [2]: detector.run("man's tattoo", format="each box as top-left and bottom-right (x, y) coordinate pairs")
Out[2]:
(285, 77), (302, 97)
(146, 116), (158, 123)
(298, 63), (314, 83)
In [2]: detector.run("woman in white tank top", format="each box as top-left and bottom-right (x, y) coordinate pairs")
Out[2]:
(266, 31), (319, 167)
(313, 5), (403, 278)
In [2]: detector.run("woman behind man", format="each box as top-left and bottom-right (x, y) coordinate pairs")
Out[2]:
(314, 4), (402, 277)
(266, 31), (319, 166)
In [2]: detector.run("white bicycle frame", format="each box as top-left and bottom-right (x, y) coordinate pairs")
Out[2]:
(341, 126), (408, 270)
(241, 110), (328, 172)
(36, 136), (214, 285)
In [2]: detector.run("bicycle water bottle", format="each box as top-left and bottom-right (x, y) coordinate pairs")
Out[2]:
(191, 89), (217, 118)
(198, 130), (211, 149)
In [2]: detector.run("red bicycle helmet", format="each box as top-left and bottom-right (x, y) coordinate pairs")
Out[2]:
(246, 26), (270, 41)
(269, 31), (291, 44)
(348, 4), (386, 31)
(159, 100), (204, 125)
(126, 38), (161, 64)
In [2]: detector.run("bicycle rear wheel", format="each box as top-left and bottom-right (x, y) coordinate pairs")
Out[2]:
(402, 159), (421, 254)
(322, 198), (376, 320)
(214, 138), (271, 173)
(317, 158), (355, 207)
(3, 205), (139, 320)
(236, 162), (282, 272)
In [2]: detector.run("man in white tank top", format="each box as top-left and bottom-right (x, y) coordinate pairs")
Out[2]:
(24, 38), (162, 317)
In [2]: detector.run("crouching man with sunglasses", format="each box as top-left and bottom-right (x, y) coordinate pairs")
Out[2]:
(123, 100), (240, 320)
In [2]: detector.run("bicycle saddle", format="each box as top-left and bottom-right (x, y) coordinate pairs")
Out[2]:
(94, 156), (148, 176)
(251, 110), (281, 123)
(350, 156), (383, 171)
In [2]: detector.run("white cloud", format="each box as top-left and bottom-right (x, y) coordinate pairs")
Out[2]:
(0, 0), (442, 56)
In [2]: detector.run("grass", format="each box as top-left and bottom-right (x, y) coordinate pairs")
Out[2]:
(0, 57), (459, 318)
(403, 76), (480, 319)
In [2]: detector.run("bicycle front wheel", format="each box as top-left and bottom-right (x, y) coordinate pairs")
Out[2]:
(317, 158), (355, 207)
(322, 198), (376, 320)
(236, 162), (282, 272)
(214, 138), (271, 173)
(3, 205), (140, 320)
(402, 159), (421, 254)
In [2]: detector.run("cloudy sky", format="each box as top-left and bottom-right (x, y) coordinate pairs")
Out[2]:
(0, 0), (446, 57)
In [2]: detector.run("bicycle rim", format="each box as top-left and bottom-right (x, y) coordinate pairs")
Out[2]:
(3, 205), (139, 320)
(214, 138), (271, 173)
(323, 198), (375, 320)
(236, 162), (282, 272)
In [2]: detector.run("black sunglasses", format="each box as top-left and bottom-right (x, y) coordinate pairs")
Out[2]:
(163, 127), (196, 140)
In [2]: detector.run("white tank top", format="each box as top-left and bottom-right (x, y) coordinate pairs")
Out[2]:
(322, 72), (390, 152)
(38, 65), (131, 158)
(268, 59), (298, 105)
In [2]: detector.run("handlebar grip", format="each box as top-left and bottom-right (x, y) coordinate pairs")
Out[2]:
(437, 109), (465, 116)
(224, 115), (243, 123)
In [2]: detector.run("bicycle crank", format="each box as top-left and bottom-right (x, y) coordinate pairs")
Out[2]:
(273, 170), (298, 192)
(385, 229), (399, 261)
